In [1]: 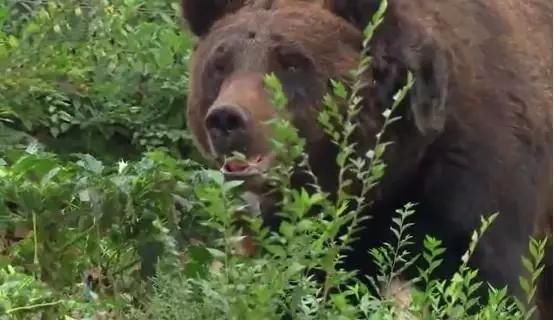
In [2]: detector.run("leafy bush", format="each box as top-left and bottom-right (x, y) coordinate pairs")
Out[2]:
(0, 148), (205, 318)
(0, 0), (195, 161)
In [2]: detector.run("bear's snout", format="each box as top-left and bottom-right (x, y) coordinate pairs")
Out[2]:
(204, 104), (251, 156)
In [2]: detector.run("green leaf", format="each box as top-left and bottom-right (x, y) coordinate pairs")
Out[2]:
(74, 154), (104, 174)
(279, 221), (295, 239)
(187, 245), (212, 265)
(285, 261), (305, 277)
(206, 248), (226, 259)
(529, 239), (538, 259)
(264, 244), (286, 258)
(40, 167), (61, 186)
(203, 169), (224, 186)
(519, 276), (530, 294)
(521, 256), (534, 274)
(78, 189), (91, 202)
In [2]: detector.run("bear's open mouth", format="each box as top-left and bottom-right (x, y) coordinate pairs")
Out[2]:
(221, 154), (273, 177)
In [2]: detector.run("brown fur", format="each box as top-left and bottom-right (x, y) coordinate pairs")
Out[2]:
(180, 0), (552, 318)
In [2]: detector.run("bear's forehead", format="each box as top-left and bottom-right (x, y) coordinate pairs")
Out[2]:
(202, 6), (361, 50)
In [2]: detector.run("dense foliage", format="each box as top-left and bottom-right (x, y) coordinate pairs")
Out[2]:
(0, 1), (548, 319)
(1, 0), (196, 161)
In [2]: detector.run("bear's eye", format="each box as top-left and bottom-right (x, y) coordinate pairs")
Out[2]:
(276, 48), (311, 73)
(214, 59), (226, 74)
(211, 55), (233, 80)
(211, 44), (232, 76)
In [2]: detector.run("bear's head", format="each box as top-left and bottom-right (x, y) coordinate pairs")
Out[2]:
(181, 0), (449, 209)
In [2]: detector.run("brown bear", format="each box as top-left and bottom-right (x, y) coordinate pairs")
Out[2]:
(180, 0), (552, 318)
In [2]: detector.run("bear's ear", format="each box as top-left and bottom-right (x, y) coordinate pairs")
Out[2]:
(327, 0), (449, 135)
(181, 0), (244, 37)
(402, 40), (449, 135)
(322, 0), (383, 31)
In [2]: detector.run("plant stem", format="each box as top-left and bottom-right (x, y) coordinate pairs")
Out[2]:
(7, 300), (64, 314)
(32, 210), (39, 275)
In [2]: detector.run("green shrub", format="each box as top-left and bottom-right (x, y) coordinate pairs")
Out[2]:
(0, 0), (195, 161)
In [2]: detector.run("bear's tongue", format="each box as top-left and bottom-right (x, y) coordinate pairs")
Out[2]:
(222, 155), (264, 174)
(224, 159), (250, 173)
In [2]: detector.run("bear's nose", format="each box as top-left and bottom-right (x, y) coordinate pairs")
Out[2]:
(205, 104), (248, 135)
(204, 105), (250, 154)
